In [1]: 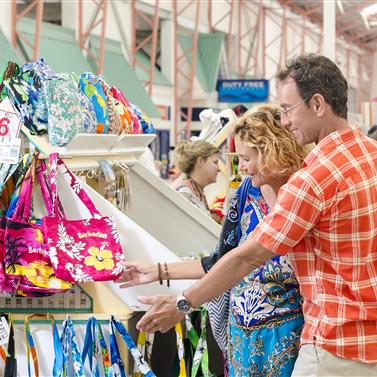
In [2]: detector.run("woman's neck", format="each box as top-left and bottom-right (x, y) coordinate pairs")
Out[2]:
(188, 170), (207, 189)
(260, 176), (288, 209)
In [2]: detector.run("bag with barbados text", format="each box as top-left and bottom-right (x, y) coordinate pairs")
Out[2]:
(0, 154), (35, 292)
(3, 155), (72, 296)
(42, 153), (125, 283)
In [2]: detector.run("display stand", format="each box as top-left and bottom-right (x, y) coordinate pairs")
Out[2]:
(0, 285), (93, 313)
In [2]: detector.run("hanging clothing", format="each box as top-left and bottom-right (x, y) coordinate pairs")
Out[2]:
(201, 178), (303, 377)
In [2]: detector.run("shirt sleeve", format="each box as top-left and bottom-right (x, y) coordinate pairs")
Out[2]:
(252, 173), (323, 256)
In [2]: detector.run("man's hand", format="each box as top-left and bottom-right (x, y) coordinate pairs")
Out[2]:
(136, 294), (184, 333)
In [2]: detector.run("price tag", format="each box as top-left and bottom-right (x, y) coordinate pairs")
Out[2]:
(0, 106), (21, 142)
(0, 117), (9, 137)
(0, 138), (21, 164)
(0, 316), (9, 345)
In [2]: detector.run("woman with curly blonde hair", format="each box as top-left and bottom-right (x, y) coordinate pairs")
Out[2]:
(117, 104), (306, 376)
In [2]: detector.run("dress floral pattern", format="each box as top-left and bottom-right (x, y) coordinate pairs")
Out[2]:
(201, 179), (303, 376)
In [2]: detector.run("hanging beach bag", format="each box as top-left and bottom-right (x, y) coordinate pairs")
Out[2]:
(59, 316), (85, 377)
(42, 153), (125, 283)
(82, 317), (110, 377)
(4, 157), (72, 296)
(109, 316), (156, 377)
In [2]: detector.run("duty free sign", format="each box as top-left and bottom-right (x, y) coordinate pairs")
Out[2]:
(217, 79), (269, 103)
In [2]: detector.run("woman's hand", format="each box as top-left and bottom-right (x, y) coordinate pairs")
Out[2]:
(116, 261), (159, 288)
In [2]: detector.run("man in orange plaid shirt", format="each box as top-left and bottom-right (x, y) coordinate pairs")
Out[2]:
(136, 54), (377, 376)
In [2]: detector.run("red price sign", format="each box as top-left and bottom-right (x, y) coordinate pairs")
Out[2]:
(0, 117), (9, 137)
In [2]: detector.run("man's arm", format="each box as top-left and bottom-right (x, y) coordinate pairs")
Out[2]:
(136, 237), (275, 333)
(185, 237), (276, 308)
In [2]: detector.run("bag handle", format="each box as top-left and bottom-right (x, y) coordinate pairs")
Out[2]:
(50, 315), (64, 377)
(24, 315), (40, 377)
(10, 156), (57, 221)
(174, 323), (186, 377)
(11, 156), (36, 221)
(4, 315), (17, 377)
(4, 153), (35, 219)
(82, 317), (110, 377)
(60, 316), (84, 377)
(49, 153), (100, 218)
(186, 309), (210, 377)
(133, 332), (155, 377)
(109, 316), (156, 377)
(36, 159), (65, 219)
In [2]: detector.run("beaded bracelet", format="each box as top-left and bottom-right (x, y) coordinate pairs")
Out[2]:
(164, 262), (170, 287)
(157, 262), (163, 285)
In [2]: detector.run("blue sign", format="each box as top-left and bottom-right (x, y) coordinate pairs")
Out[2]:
(217, 79), (269, 103)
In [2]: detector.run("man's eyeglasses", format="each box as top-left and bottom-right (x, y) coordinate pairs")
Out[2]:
(280, 98), (310, 117)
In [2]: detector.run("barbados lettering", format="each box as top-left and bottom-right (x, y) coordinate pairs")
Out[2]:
(28, 247), (49, 256)
(78, 232), (107, 239)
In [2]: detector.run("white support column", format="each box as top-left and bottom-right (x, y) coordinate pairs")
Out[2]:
(160, 19), (175, 141)
(323, 0), (336, 60)
(0, 1), (12, 43)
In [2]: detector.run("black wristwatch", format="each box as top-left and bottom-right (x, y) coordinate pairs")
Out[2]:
(176, 294), (194, 314)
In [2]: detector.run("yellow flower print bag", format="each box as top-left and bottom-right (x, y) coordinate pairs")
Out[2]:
(42, 154), (125, 283)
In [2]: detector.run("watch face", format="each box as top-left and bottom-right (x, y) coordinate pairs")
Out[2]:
(177, 298), (191, 313)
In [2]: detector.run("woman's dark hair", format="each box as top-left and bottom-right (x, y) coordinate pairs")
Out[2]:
(277, 54), (348, 119)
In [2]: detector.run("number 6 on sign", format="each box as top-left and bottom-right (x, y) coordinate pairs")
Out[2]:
(0, 117), (9, 137)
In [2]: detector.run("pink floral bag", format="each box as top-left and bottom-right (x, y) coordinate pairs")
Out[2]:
(42, 153), (125, 283)
(4, 157), (72, 296)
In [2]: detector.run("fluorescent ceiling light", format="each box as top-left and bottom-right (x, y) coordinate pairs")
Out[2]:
(361, 3), (377, 17)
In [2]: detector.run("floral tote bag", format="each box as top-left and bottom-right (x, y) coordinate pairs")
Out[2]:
(42, 153), (125, 283)
(4, 157), (72, 296)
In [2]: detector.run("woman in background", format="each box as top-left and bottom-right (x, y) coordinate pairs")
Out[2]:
(173, 140), (220, 217)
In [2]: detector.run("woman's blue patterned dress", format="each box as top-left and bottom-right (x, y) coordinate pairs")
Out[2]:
(202, 179), (303, 377)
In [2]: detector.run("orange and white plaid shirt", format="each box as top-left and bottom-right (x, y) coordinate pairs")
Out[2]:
(253, 127), (377, 363)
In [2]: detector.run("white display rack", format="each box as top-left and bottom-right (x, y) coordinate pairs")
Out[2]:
(21, 127), (155, 170)
(0, 98), (155, 169)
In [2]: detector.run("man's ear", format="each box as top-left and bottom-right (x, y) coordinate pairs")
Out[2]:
(311, 93), (326, 116)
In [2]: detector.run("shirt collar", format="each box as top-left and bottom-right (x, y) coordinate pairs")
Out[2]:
(303, 126), (359, 167)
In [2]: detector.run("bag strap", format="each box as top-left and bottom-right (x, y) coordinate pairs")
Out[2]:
(188, 309), (210, 377)
(60, 316), (84, 377)
(24, 316), (40, 377)
(4, 315), (17, 377)
(82, 317), (110, 377)
(10, 156), (36, 220)
(133, 332), (155, 377)
(110, 316), (156, 377)
(4, 153), (34, 219)
(49, 153), (100, 217)
(175, 323), (187, 377)
(50, 315), (64, 377)
(237, 176), (251, 243)
(109, 319), (126, 377)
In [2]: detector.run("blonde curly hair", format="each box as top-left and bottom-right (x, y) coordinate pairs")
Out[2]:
(232, 104), (306, 177)
(174, 140), (219, 176)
